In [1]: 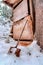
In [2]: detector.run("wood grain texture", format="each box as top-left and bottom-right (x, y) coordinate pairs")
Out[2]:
(36, 0), (43, 48)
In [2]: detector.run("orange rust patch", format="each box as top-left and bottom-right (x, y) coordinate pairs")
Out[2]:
(18, 41), (32, 46)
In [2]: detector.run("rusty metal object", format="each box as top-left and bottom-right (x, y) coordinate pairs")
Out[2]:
(8, 16), (28, 56)
(15, 48), (21, 57)
(13, 16), (33, 41)
(8, 16), (33, 56)
(3, 0), (34, 56)
(18, 41), (32, 46)
(8, 16), (28, 53)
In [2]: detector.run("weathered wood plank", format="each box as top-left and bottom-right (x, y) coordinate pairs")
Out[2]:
(12, 0), (28, 21)
(29, 0), (35, 34)
(29, 0), (33, 21)
(36, 0), (43, 48)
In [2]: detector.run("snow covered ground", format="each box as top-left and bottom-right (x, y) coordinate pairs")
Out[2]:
(0, 16), (43, 65)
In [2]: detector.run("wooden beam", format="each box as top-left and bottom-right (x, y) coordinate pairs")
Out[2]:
(29, 0), (35, 34)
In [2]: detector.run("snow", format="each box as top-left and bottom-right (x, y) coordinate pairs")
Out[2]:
(0, 16), (43, 65)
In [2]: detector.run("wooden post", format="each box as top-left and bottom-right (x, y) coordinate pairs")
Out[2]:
(29, 0), (35, 34)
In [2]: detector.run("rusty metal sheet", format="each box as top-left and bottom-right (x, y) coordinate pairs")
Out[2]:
(13, 16), (33, 40)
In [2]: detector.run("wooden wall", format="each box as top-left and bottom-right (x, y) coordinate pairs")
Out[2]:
(35, 0), (43, 48)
